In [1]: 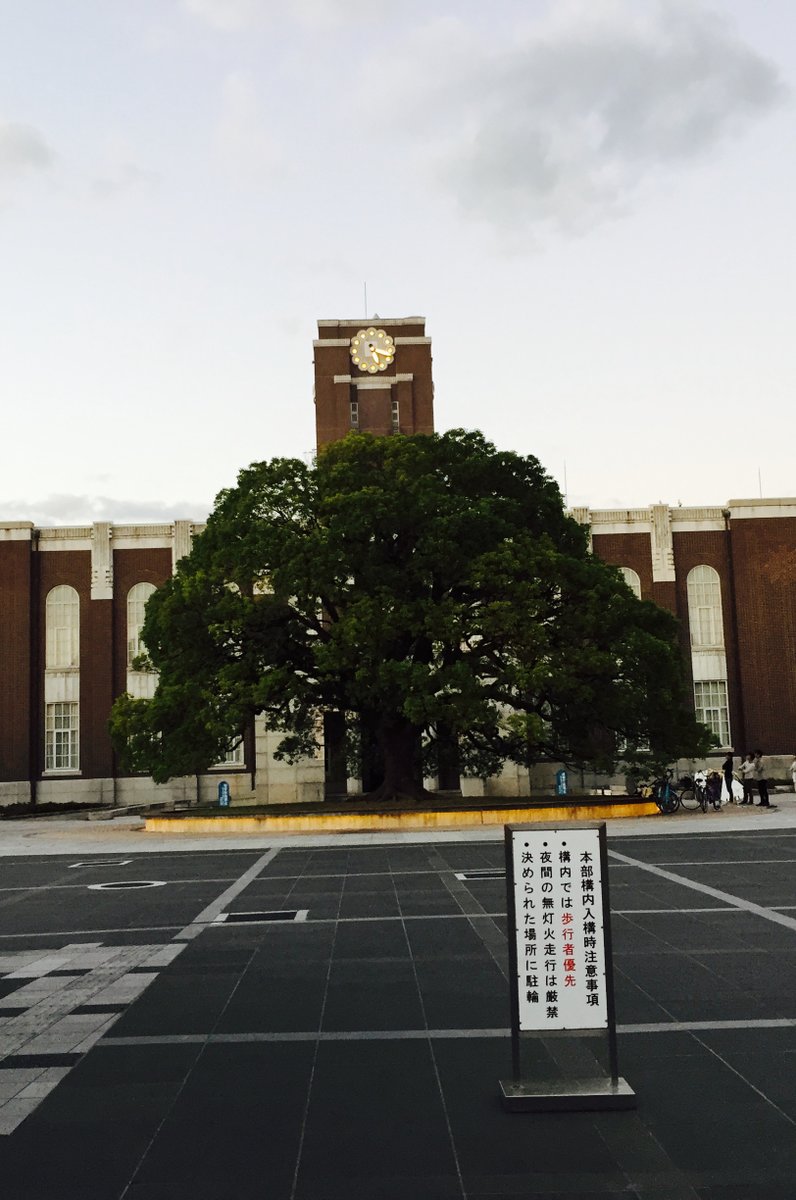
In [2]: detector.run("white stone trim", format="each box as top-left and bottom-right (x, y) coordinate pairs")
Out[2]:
(0, 523), (34, 540)
(38, 527), (92, 551)
(44, 670), (79, 703)
(114, 524), (174, 538)
(317, 317), (424, 328)
(173, 520), (195, 571)
(727, 500), (796, 519)
(691, 651), (728, 681)
(670, 519), (726, 532)
(333, 374), (413, 384)
(650, 505), (675, 583)
(112, 536), (174, 550)
(91, 522), (113, 600)
(316, 333), (429, 346)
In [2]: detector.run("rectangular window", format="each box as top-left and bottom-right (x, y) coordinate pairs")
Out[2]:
(694, 680), (730, 746)
(693, 605), (719, 647)
(47, 623), (79, 669)
(45, 702), (79, 771)
(223, 741), (245, 766)
(391, 399), (400, 430)
(350, 400), (359, 427)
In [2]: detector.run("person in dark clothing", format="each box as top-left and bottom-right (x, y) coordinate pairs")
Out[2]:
(722, 752), (735, 804)
(754, 750), (770, 807)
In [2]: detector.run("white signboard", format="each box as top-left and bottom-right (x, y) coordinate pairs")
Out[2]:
(508, 826), (608, 1031)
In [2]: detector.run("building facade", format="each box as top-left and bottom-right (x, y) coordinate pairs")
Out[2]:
(1, 317), (794, 807)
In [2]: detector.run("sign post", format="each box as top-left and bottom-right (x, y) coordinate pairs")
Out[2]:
(501, 821), (635, 1111)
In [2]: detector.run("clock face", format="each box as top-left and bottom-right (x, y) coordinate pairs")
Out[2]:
(350, 327), (395, 374)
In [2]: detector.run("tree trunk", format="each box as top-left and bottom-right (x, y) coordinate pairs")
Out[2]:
(365, 715), (430, 804)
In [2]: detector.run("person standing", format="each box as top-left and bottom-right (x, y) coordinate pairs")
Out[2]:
(791, 754), (796, 793)
(754, 750), (770, 807)
(722, 751), (735, 804)
(740, 753), (756, 805)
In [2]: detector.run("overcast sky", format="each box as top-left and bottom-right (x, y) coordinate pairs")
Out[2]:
(1, 0), (793, 524)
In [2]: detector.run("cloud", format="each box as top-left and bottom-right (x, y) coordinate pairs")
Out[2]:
(213, 71), (283, 180)
(92, 162), (160, 198)
(0, 495), (208, 527)
(0, 121), (54, 176)
(375, 1), (787, 234)
(181, 0), (393, 31)
(181, 0), (265, 31)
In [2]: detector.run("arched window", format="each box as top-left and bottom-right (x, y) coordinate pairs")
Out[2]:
(618, 567), (641, 599)
(127, 583), (156, 666)
(686, 565), (724, 648)
(45, 585), (79, 668)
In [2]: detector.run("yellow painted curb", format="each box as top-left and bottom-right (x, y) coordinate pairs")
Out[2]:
(145, 800), (658, 835)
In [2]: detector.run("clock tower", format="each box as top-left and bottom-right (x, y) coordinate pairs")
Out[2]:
(313, 316), (435, 450)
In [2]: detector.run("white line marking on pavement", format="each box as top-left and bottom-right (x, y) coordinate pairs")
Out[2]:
(607, 849), (796, 933)
(175, 848), (282, 940)
(97, 1017), (796, 1047)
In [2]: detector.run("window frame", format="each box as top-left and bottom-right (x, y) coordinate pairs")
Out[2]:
(44, 701), (80, 773)
(693, 679), (731, 747)
(45, 585), (80, 669)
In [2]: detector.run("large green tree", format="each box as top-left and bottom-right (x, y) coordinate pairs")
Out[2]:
(110, 430), (712, 800)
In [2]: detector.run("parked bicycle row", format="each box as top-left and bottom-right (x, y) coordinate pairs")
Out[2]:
(634, 751), (780, 814)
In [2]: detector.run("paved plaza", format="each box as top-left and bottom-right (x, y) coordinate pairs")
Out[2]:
(0, 807), (795, 1198)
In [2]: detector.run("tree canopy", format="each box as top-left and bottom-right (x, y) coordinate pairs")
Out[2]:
(110, 430), (713, 800)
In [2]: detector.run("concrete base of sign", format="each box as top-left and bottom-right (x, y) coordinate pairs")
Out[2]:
(499, 1076), (636, 1112)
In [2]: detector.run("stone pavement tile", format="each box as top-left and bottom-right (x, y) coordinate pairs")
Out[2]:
(393, 869), (457, 894)
(340, 871), (399, 893)
(0, 978), (65, 1007)
(224, 876), (295, 902)
(0, 1096), (40, 1136)
(337, 891), (401, 919)
(108, 972), (242, 1037)
(243, 922), (336, 965)
(0, 1067), (44, 1103)
(139, 943), (186, 968)
(16, 1075), (62, 1100)
(125, 1042), (315, 1200)
(695, 1031), (796, 1117)
(322, 957), (425, 1032)
(295, 1039), (460, 1197)
(414, 957), (510, 1030)
(332, 919), (410, 961)
(398, 894), (467, 917)
(0, 1117), (171, 1198)
(618, 1035), (796, 1183)
(690, 950), (796, 1014)
(431, 1037), (628, 1190)
(6, 954), (77, 979)
(612, 970), (674, 1025)
(711, 913), (796, 950)
(214, 965), (327, 1034)
(612, 953), (765, 1023)
(698, 1185), (796, 1199)
(270, 891), (341, 920)
(403, 916), (495, 961)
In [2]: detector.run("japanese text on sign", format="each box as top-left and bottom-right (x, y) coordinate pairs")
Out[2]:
(509, 827), (607, 1031)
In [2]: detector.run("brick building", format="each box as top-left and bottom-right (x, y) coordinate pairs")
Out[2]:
(1, 317), (795, 807)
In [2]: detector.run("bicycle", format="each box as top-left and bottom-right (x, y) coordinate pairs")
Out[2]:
(678, 770), (722, 812)
(652, 769), (681, 814)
